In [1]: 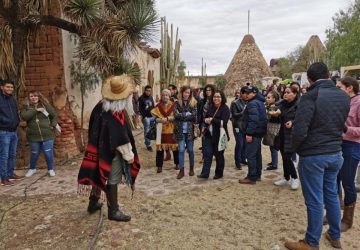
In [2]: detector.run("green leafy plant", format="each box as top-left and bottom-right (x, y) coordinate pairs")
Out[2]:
(325, 0), (360, 69)
(0, 0), (158, 95)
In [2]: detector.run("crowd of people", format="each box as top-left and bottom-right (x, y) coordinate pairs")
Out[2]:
(136, 62), (359, 249)
(1, 62), (360, 248)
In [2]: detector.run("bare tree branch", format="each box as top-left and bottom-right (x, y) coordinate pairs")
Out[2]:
(25, 15), (80, 34)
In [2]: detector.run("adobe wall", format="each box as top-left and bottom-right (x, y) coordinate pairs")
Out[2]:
(17, 1), (79, 168)
(183, 76), (217, 88)
(61, 40), (161, 129)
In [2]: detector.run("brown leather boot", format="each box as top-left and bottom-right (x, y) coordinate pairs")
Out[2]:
(341, 202), (356, 232)
(177, 169), (184, 179)
(189, 166), (194, 176)
(325, 231), (341, 249)
(284, 240), (319, 250)
(156, 167), (162, 173)
(106, 185), (131, 222)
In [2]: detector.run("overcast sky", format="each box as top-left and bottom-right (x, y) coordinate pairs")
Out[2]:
(151, 0), (352, 75)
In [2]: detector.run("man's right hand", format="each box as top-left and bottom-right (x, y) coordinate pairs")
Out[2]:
(128, 159), (134, 164)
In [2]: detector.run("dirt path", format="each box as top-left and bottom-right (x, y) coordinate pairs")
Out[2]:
(0, 127), (359, 249)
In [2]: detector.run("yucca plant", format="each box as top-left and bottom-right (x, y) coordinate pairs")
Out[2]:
(0, 0), (158, 96)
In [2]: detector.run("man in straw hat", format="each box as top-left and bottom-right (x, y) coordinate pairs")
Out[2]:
(78, 74), (140, 222)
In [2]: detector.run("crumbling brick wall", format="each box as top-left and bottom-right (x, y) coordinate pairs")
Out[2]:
(16, 1), (80, 168)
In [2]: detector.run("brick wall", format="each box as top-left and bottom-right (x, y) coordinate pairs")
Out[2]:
(16, 2), (80, 168)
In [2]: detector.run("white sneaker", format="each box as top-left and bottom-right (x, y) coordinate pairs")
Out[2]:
(48, 170), (56, 177)
(291, 178), (299, 190)
(274, 178), (290, 186)
(25, 169), (37, 177)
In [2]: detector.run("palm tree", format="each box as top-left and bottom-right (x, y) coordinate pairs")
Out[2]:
(0, 0), (158, 95)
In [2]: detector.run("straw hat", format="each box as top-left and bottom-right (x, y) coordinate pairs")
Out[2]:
(101, 75), (135, 100)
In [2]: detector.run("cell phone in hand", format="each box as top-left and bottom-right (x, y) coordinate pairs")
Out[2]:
(41, 110), (49, 117)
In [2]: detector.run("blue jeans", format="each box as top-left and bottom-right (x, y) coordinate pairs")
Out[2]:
(29, 140), (54, 170)
(0, 130), (18, 180)
(298, 152), (343, 247)
(142, 117), (155, 147)
(233, 129), (246, 167)
(200, 136), (225, 177)
(338, 140), (360, 205)
(245, 137), (262, 181)
(270, 146), (278, 167)
(178, 134), (194, 170)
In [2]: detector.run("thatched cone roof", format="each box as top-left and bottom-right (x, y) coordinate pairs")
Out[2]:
(224, 34), (273, 95)
(304, 35), (325, 62)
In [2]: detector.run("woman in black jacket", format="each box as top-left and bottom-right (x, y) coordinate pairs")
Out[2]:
(264, 91), (281, 170)
(173, 86), (197, 179)
(274, 85), (299, 190)
(198, 90), (230, 179)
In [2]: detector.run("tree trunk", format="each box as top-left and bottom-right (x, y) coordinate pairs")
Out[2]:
(10, 24), (29, 98)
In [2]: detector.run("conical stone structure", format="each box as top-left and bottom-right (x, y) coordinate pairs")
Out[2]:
(224, 34), (273, 95)
(304, 35), (326, 64)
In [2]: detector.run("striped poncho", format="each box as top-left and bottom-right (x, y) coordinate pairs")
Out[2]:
(78, 102), (140, 194)
(151, 101), (178, 151)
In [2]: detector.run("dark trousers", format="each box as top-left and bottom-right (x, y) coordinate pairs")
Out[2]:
(233, 128), (246, 167)
(156, 150), (179, 168)
(280, 150), (298, 180)
(337, 140), (360, 205)
(245, 137), (262, 181)
(200, 136), (225, 177)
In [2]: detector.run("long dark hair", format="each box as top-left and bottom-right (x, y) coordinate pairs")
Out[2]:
(212, 90), (227, 106)
(284, 85), (299, 103)
(203, 84), (216, 99)
(268, 91), (280, 102)
(339, 76), (359, 94)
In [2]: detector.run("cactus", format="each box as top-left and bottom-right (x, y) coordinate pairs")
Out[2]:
(160, 17), (181, 89)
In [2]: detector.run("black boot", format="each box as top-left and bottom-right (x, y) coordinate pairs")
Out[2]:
(106, 185), (131, 222)
(87, 187), (103, 214)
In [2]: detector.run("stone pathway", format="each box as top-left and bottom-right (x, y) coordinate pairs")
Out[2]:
(0, 130), (284, 198)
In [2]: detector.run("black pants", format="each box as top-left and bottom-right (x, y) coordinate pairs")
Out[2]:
(200, 136), (225, 177)
(156, 150), (179, 168)
(280, 150), (298, 180)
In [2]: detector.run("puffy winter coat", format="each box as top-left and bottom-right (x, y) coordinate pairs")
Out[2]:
(242, 94), (267, 138)
(292, 79), (350, 156)
(21, 102), (58, 142)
